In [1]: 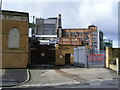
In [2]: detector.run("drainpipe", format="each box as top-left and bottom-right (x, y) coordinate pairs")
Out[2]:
(97, 28), (100, 53)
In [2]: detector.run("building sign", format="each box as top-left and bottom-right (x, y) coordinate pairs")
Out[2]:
(63, 39), (69, 41)
(71, 39), (78, 41)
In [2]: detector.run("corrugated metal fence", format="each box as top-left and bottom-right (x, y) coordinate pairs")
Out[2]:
(74, 47), (106, 68)
(74, 46), (88, 68)
(88, 50), (105, 68)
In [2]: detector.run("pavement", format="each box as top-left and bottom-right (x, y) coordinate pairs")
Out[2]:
(0, 65), (119, 89)
(0, 69), (29, 87)
(18, 66), (119, 88)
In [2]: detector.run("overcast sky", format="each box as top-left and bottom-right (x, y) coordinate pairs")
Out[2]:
(2, 0), (119, 48)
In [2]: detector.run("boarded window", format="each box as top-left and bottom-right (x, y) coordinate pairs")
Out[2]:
(8, 28), (20, 48)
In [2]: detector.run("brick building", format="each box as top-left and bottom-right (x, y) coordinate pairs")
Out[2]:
(55, 45), (84, 65)
(1, 10), (29, 68)
(58, 25), (104, 50)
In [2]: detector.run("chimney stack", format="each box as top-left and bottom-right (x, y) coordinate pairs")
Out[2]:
(57, 14), (62, 38)
(58, 14), (62, 28)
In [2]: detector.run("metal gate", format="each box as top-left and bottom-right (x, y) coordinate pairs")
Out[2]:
(30, 45), (55, 65)
(87, 50), (106, 68)
(74, 47), (106, 68)
(74, 46), (88, 68)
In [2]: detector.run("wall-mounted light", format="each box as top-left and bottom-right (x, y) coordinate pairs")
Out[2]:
(60, 55), (63, 59)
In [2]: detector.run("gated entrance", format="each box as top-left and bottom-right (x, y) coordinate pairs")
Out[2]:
(74, 47), (88, 68)
(74, 46), (106, 68)
(87, 50), (106, 68)
(30, 45), (55, 65)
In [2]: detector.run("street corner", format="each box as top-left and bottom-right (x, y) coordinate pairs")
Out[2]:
(0, 69), (30, 87)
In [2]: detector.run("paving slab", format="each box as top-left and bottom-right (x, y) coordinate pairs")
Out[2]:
(0, 69), (29, 87)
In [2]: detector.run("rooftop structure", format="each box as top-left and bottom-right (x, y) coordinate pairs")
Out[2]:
(35, 14), (62, 45)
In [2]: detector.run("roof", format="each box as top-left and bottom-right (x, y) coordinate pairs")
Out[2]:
(2, 10), (29, 16)
(48, 17), (57, 19)
(89, 25), (96, 27)
(62, 28), (88, 30)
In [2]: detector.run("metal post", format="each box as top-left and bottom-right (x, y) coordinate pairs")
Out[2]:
(87, 52), (89, 68)
(97, 28), (100, 53)
(0, 0), (2, 10)
(32, 16), (35, 37)
(84, 29), (86, 45)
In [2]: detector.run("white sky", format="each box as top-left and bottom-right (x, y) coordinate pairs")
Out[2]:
(1, 0), (119, 48)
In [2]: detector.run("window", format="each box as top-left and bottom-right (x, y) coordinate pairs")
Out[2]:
(92, 42), (97, 46)
(85, 32), (89, 35)
(86, 41), (89, 45)
(92, 37), (97, 41)
(43, 24), (56, 35)
(8, 28), (20, 48)
(78, 32), (83, 36)
(65, 32), (71, 36)
(92, 32), (97, 35)
(43, 30), (54, 35)
(86, 37), (89, 40)
(100, 34), (103, 40)
(71, 32), (76, 36)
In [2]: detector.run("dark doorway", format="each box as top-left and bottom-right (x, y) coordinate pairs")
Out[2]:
(65, 54), (70, 65)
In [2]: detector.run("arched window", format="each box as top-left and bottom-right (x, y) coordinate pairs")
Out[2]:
(8, 28), (20, 48)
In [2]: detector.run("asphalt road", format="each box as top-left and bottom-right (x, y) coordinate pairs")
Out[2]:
(55, 79), (119, 88)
